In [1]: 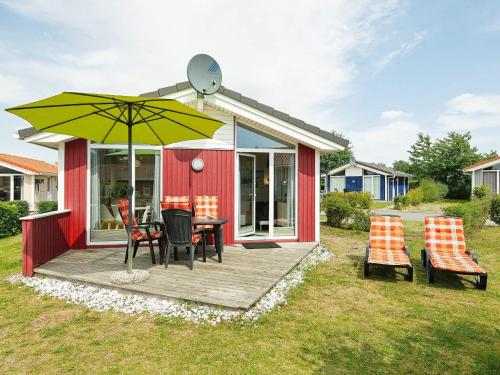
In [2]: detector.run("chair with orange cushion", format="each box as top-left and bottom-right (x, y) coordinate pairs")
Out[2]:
(160, 208), (206, 270)
(117, 199), (163, 264)
(422, 216), (487, 289)
(161, 196), (190, 210)
(365, 215), (413, 281)
(194, 195), (218, 242)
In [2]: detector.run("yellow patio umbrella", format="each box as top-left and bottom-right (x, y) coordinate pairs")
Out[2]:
(6, 92), (223, 276)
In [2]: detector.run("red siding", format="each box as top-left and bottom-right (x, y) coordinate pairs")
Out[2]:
(298, 144), (316, 242)
(64, 139), (87, 249)
(22, 211), (71, 276)
(163, 149), (235, 244)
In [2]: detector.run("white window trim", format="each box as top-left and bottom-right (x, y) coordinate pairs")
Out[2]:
(234, 125), (298, 241)
(86, 141), (163, 246)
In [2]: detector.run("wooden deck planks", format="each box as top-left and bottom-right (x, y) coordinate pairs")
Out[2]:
(34, 242), (317, 309)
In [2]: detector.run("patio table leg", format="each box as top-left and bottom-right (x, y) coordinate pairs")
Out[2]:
(215, 224), (223, 263)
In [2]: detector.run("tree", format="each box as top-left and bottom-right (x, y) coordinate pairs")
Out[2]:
(393, 160), (411, 173)
(408, 133), (433, 179)
(321, 148), (352, 172)
(429, 132), (481, 198)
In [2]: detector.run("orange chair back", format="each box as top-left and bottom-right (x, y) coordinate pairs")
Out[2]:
(369, 216), (405, 250)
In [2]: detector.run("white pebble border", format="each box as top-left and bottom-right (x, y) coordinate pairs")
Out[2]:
(7, 244), (332, 325)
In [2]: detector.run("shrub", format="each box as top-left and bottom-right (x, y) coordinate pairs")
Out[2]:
(419, 178), (448, 202)
(9, 200), (30, 218)
(473, 184), (490, 200)
(0, 202), (20, 239)
(349, 209), (371, 232)
(36, 200), (58, 213)
(348, 191), (372, 209)
(394, 195), (409, 210)
(322, 194), (353, 228)
(407, 187), (424, 206)
(443, 198), (491, 236)
(490, 195), (500, 225)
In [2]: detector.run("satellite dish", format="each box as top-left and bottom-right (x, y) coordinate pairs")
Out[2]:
(187, 54), (222, 95)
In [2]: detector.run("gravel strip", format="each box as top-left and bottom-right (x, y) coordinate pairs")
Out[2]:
(7, 244), (332, 325)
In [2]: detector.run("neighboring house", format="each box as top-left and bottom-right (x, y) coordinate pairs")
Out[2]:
(464, 156), (500, 195)
(323, 159), (412, 201)
(0, 153), (58, 210)
(17, 81), (349, 247)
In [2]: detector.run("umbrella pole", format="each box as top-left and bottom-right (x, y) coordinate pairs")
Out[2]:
(127, 103), (133, 274)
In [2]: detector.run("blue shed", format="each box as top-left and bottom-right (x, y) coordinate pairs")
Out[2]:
(323, 160), (413, 202)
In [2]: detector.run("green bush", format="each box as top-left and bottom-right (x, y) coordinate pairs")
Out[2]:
(0, 202), (20, 239)
(323, 191), (372, 209)
(419, 178), (449, 202)
(472, 184), (490, 200)
(9, 200), (30, 218)
(443, 198), (491, 236)
(407, 187), (424, 206)
(349, 209), (371, 232)
(490, 195), (500, 225)
(394, 195), (409, 210)
(36, 200), (58, 213)
(323, 194), (353, 227)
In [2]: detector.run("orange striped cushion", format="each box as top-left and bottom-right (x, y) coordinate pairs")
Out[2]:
(424, 217), (466, 254)
(161, 202), (191, 210)
(368, 247), (411, 266)
(369, 216), (405, 251)
(429, 251), (485, 274)
(194, 196), (218, 218)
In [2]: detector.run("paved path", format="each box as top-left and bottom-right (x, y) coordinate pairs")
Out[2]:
(374, 208), (497, 226)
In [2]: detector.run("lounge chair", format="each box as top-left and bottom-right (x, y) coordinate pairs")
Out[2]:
(117, 199), (163, 264)
(364, 215), (413, 281)
(422, 217), (487, 290)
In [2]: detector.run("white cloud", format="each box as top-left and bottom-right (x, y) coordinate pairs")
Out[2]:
(347, 119), (422, 164)
(375, 31), (424, 72)
(437, 93), (500, 131)
(0, 0), (400, 124)
(380, 110), (410, 120)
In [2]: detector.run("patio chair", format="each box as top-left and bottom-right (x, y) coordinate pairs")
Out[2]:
(111, 204), (124, 229)
(422, 217), (487, 290)
(117, 199), (163, 264)
(364, 215), (413, 281)
(161, 195), (190, 210)
(194, 195), (218, 242)
(100, 204), (117, 230)
(160, 208), (206, 270)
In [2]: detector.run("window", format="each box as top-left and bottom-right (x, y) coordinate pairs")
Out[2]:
(330, 176), (345, 192)
(90, 147), (161, 242)
(14, 176), (23, 200)
(237, 123), (294, 149)
(0, 176), (10, 201)
(363, 175), (381, 200)
(274, 153), (295, 236)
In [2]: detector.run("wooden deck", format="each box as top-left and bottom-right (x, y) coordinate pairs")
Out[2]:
(34, 242), (317, 310)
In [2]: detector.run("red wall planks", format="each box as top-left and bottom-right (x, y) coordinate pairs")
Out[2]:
(64, 139), (87, 249)
(163, 149), (235, 244)
(21, 211), (71, 276)
(298, 143), (316, 242)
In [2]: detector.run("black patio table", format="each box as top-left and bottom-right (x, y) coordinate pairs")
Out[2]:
(155, 216), (228, 263)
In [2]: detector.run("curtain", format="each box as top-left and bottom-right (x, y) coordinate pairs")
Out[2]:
(330, 176), (345, 192)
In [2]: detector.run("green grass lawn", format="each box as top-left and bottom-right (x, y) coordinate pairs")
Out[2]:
(372, 200), (394, 209)
(0, 224), (498, 374)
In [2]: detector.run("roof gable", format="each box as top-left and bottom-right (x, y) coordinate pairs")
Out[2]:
(463, 156), (500, 172)
(327, 160), (413, 177)
(140, 81), (349, 149)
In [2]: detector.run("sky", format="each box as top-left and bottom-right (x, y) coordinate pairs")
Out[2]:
(0, 0), (499, 165)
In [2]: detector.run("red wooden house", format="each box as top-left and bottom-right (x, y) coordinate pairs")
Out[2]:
(18, 81), (348, 275)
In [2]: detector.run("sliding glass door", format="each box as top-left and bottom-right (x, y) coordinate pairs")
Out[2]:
(238, 154), (256, 236)
(89, 147), (161, 243)
(274, 153), (295, 236)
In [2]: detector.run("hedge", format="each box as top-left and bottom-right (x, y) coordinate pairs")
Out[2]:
(321, 192), (372, 231)
(443, 198), (491, 236)
(36, 200), (58, 213)
(419, 178), (448, 202)
(490, 195), (500, 225)
(0, 202), (20, 239)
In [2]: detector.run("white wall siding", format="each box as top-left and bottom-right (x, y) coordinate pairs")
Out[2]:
(345, 166), (362, 177)
(165, 104), (234, 150)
